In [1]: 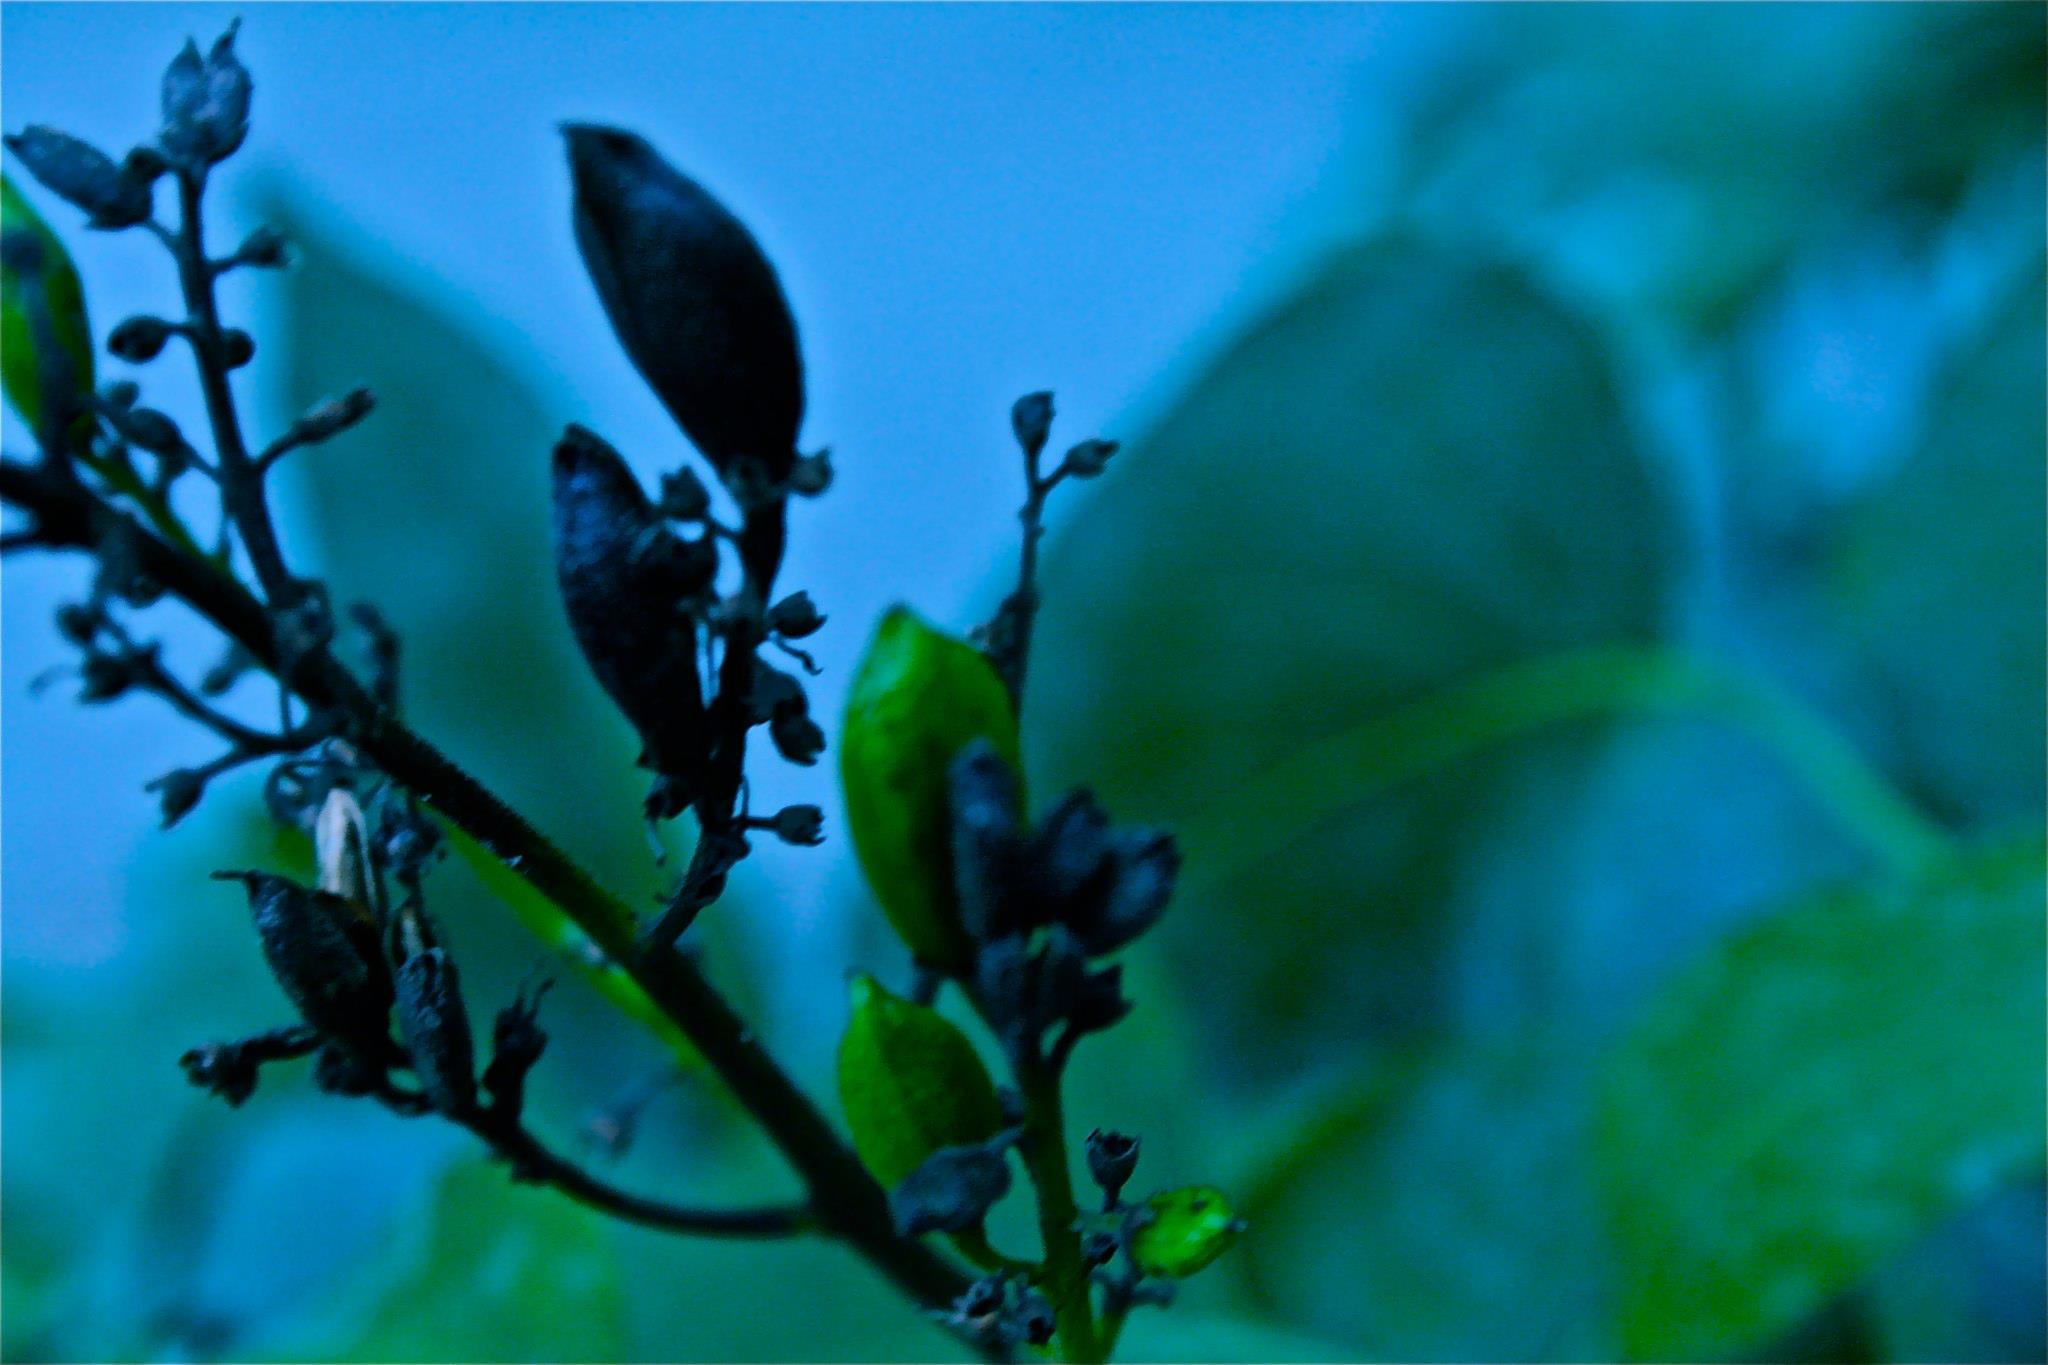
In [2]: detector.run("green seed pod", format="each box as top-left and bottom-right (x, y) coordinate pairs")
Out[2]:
(840, 607), (1021, 969)
(836, 973), (1003, 1188)
(1129, 1185), (1244, 1279)
(1, 173), (94, 444)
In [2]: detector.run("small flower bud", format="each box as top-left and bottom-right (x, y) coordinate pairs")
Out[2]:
(77, 652), (133, 702)
(159, 23), (252, 169)
(745, 664), (804, 724)
(220, 328), (254, 367)
(120, 146), (169, 184)
(769, 708), (825, 766)
(150, 767), (205, 827)
(1086, 1128), (1140, 1203)
(53, 603), (98, 645)
(1081, 1230), (1119, 1267)
(657, 467), (712, 521)
(1015, 1288), (1056, 1347)
(180, 1039), (260, 1106)
(100, 378), (140, 409)
(787, 449), (833, 496)
(766, 590), (825, 639)
(1010, 391), (1054, 459)
(292, 387), (374, 444)
(1059, 438), (1118, 479)
(234, 225), (288, 268)
(482, 981), (551, 1119)
(114, 405), (185, 456)
(108, 315), (174, 362)
(770, 804), (825, 846)
(3, 126), (154, 228)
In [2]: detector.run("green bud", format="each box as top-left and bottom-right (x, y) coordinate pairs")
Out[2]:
(836, 973), (1003, 1187)
(1, 173), (95, 443)
(840, 607), (1021, 969)
(1129, 1185), (1243, 1279)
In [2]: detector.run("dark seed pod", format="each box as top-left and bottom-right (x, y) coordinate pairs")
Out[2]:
(1060, 438), (1118, 479)
(391, 911), (477, 1116)
(160, 22), (252, 168)
(220, 328), (255, 367)
(551, 424), (711, 806)
(215, 870), (394, 1057)
(562, 124), (803, 485)
(564, 124), (803, 585)
(765, 590), (825, 639)
(108, 315), (174, 362)
(4, 126), (154, 228)
(948, 741), (1025, 943)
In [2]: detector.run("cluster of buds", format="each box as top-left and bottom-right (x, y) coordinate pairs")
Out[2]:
(1079, 1129), (1246, 1319)
(551, 125), (831, 855)
(933, 1271), (1056, 1353)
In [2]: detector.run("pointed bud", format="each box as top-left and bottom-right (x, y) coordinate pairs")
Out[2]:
(1059, 438), (1118, 479)
(160, 22), (252, 168)
(787, 449), (833, 496)
(149, 767), (205, 828)
(769, 708), (826, 766)
(563, 124), (803, 482)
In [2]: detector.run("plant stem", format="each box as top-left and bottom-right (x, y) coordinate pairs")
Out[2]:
(1015, 1055), (1102, 1363)
(0, 458), (979, 1335)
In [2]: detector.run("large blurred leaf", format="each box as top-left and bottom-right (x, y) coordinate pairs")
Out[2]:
(1230, 1040), (1618, 1360)
(303, 1159), (627, 1362)
(1597, 835), (2047, 1360)
(1825, 264), (2047, 828)
(1030, 239), (1677, 1077)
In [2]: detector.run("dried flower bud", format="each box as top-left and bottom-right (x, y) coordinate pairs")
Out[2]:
(1085, 1128), (1140, 1203)
(180, 1040), (261, 1106)
(948, 741), (1024, 943)
(78, 652), (133, 702)
(766, 590), (825, 639)
(1067, 830), (1178, 957)
(651, 470), (710, 525)
(1081, 1230), (1119, 1268)
(3, 127), (154, 228)
(787, 449), (833, 497)
(552, 424), (711, 805)
(563, 124), (804, 487)
(890, 1140), (1014, 1236)
(392, 911), (477, 1117)
(1060, 438), (1118, 479)
(220, 327), (254, 367)
(159, 22), (252, 168)
(482, 981), (551, 1119)
(769, 708), (825, 766)
(1010, 391), (1054, 459)
(149, 767), (205, 828)
(108, 314), (174, 362)
(745, 664), (804, 724)
(771, 804), (825, 846)
(53, 603), (98, 645)
(1014, 1288), (1056, 1347)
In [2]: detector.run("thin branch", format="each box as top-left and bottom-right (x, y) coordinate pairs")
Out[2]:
(0, 457), (976, 1324)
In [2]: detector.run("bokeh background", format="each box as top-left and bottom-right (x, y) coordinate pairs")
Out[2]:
(3, 4), (2043, 1361)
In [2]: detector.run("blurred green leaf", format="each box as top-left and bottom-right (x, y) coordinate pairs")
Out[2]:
(1031, 239), (1677, 1077)
(1111, 1311), (1351, 1363)
(1597, 835), (2047, 1360)
(2, 172), (94, 441)
(311, 1159), (626, 1362)
(1825, 263), (2047, 829)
